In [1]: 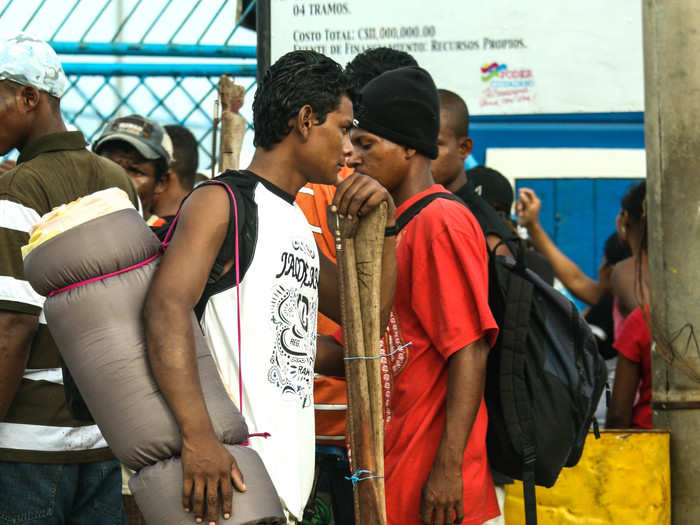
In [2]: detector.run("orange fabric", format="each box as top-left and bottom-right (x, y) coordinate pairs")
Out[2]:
(337, 163), (354, 180)
(295, 181), (348, 444)
(313, 376), (348, 446)
(146, 215), (166, 228)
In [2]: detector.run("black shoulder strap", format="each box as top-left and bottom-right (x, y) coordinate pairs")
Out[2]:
(396, 192), (462, 232)
(200, 171), (258, 284)
(497, 266), (538, 525)
(192, 172), (259, 320)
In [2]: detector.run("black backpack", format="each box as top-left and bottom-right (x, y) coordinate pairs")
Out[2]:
(396, 192), (607, 525)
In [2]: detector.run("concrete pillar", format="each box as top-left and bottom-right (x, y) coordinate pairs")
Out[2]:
(643, 1), (700, 523)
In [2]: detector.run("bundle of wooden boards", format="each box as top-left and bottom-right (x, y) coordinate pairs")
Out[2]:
(332, 204), (388, 525)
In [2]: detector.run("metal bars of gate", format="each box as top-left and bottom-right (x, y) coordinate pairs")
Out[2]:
(0, 0), (258, 169)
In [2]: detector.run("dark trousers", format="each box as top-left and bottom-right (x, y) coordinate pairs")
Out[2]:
(0, 458), (125, 524)
(315, 447), (355, 525)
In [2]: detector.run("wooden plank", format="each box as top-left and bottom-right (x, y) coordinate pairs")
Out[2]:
(332, 207), (387, 525)
(353, 203), (388, 525)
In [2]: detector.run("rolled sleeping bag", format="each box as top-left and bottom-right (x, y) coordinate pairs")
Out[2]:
(130, 444), (286, 525)
(23, 196), (248, 469)
(22, 189), (285, 524)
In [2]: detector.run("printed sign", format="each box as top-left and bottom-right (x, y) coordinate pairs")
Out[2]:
(270, 0), (644, 115)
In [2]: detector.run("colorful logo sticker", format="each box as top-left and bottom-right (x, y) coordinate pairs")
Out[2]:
(481, 62), (507, 82)
(479, 61), (536, 109)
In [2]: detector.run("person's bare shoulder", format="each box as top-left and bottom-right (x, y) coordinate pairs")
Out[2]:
(612, 257), (635, 287)
(612, 256), (637, 315)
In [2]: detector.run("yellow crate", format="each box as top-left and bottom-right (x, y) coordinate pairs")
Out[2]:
(504, 430), (670, 525)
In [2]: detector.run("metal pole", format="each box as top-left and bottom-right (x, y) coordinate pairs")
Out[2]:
(256, 0), (271, 83)
(643, 1), (700, 523)
(115, 0), (124, 117)
(50, 42), (257, 59)
(61, 63), (257, 77)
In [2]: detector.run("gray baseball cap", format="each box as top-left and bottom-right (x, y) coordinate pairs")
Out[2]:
(0, 32), (67, 98)
(93, 115), (173, 163)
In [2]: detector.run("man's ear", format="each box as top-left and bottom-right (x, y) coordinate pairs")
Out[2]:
(457, 136), (473, 161)
(294, 104), (315, 141)
(154, 169), (172, 196)
(19, 85), (41, 112)
(404, 147), (417, 160)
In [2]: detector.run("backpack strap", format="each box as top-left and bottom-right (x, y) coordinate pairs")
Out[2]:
(161, 179), (247, 415)
(396, 192), (462, 232)
(193, 172), (258, 322)
(497, 264), (538, 525)
(398, 192), (524, 261)
(523, 455), (538, 525)
(491, 237), (529, 274)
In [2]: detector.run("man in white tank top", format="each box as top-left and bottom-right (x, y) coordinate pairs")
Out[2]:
(144, 50), (397, 524)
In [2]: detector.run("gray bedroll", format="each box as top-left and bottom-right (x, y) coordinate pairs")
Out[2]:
(23, 208), (285, 524)
(130, 444), (285, 525)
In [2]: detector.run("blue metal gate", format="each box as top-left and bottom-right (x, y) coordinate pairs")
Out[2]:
(1, 0), (258, 170)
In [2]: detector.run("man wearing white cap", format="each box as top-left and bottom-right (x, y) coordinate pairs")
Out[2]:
(0, 33), (138, 523)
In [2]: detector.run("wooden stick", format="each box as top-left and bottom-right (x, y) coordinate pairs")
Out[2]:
(211, 99), (219, 179)
(332, 206), (387, 525)
(333, 212), (367, 522)
(353, 203), (388, 524)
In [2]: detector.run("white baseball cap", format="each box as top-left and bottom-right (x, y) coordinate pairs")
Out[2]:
(0, 32), (67, 98)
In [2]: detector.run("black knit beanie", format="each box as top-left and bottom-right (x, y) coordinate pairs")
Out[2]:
(353, 66), (440, 159)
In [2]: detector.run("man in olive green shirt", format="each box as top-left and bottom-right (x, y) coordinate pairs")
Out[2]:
(0, 33), (138, 524)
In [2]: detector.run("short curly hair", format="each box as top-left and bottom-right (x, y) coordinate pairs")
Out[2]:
(345, 47), (418, 92)
(253, 50), (350, 149)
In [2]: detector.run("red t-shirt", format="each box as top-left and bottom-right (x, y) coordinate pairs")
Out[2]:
(613, 307), (652, 429)
(380, 185), (499, 525)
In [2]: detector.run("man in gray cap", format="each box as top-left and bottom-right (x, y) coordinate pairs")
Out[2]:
(0, 32), (137, 523)
(93, 114), (173, 222)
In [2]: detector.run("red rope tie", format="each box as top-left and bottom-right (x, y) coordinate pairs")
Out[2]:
(48, 252), (161, 297)
(239, 432), (272, 447)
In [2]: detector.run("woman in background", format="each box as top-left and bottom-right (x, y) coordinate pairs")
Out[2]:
(606, 181), (652, 429)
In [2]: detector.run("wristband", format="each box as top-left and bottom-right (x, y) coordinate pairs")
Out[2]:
(384, 225), (398, 237)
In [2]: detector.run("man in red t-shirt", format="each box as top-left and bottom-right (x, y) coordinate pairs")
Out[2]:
(345, 66), (499, 524)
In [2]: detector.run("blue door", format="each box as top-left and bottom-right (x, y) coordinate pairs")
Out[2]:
(514, 178), (643, 281)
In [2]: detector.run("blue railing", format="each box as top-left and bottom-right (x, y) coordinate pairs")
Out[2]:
(1, 0), (258, 169)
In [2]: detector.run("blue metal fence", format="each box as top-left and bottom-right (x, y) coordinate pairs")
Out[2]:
(1, 0), (258, 170)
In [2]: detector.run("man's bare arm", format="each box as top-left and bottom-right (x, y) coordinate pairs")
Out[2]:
(486, 233), (514, 258)
(0, 311), (38, 421)
(606, 354), (639, 429)
(144, 185), (244, 525)
(318, 252), (341, 324)
(517, 188), (602, 305)
(611, 258), (646, 318)
(420, 338), (490, 525)
(315, 334), (345, 377)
